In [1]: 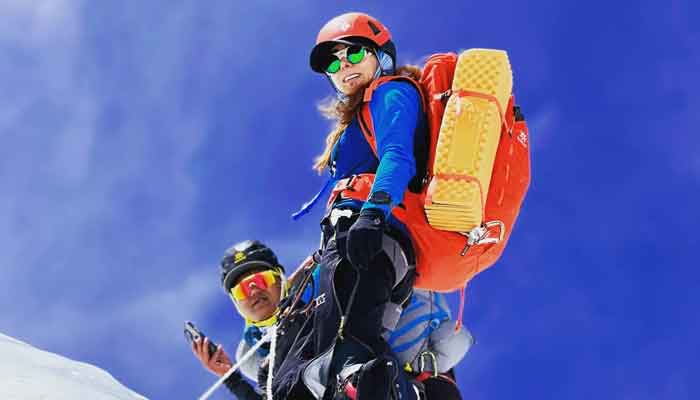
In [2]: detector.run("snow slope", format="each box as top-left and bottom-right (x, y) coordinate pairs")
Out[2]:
(0, 332), (147, 400)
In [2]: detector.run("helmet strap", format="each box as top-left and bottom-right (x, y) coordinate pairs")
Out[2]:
(327, 74), (350, 103)
(374, 48), (396, 78)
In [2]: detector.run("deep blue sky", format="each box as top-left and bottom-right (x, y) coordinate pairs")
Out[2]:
(1, 1), (698, 399)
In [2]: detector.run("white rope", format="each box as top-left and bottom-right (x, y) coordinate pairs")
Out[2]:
(197, 326), (277, 400)
(265, 325), (278, 399)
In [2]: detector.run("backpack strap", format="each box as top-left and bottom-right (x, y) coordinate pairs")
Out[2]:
(357, 76), (427, 157)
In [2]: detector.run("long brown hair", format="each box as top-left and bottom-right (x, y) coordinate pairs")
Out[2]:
(313, 65), (422, 174)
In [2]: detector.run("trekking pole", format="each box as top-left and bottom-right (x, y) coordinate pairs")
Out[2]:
(197, 326), (277, 400)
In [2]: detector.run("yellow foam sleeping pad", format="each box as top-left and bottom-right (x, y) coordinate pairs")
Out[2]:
(426, 49), (513, 232)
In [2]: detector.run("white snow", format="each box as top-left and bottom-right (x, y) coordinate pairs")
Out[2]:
(0, 332), (147, 400)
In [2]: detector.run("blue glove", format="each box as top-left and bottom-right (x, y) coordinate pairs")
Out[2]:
(346, 208), (385, 269)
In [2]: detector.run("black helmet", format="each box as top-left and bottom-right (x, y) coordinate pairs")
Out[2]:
(220, 240), (284, 292)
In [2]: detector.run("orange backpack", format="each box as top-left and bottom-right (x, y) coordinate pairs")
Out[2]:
(329, 53), (531, 293)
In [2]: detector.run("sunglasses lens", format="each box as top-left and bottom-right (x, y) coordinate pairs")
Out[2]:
(262, 270), (277, 286)
(231, 284), (246, 301)
(325, 58), (341, 74)
(324, 46), (369, 74)
(230, 270), (277, 301)
(347, 46), (366, 64)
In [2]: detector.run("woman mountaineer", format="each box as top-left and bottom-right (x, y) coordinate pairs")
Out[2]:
(273, 12), (436, 400)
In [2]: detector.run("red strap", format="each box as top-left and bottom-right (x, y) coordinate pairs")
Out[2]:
(455, 89), (507, 132)
(362, 76), (393, 103)
(416, 372), (458, 387)
(327, 174), (376, 208)
(359, 106), (377, 156)
(455, 283), (467, 332)
(437, 373), (458, 386)
(415, 372), (434, 383)
(344, 382), (358, 399)
(358, 76), (428, 157)
(363, 76), (428, 112)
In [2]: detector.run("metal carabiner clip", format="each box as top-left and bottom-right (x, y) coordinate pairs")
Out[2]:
(418, 351), (439, 378)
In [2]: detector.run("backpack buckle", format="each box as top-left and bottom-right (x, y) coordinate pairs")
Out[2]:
(432, 89), (452, 102)
(469, 221), (506, 246)
(329, 208), (354, 227)
(345, 175), (358, 191)
(459, 221), (506, 256)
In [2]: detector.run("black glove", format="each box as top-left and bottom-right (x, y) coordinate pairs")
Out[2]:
(346, 208), (386, 269)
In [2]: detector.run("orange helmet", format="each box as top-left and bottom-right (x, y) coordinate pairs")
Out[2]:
(310, 12), (396, 73)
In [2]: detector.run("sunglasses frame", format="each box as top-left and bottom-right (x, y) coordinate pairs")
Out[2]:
(229, 270), (278, 301)
(324, 45), (371, 74)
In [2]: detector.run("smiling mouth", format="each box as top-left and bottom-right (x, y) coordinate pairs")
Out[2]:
(344, 73), (361, 83)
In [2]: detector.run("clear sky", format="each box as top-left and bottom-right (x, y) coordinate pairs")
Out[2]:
(1, 1), (698, 399)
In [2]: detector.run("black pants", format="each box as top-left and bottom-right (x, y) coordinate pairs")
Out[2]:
(271, 212), (417, 400)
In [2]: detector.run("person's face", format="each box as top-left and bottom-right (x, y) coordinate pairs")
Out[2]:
(326, 43), (378, 96)
(231, 268), (282, 322)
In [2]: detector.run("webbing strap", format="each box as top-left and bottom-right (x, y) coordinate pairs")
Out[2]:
(455, 89), (508, 133)
(416, 372), (458, 386)
(455, 284), (467, 332)
(358, 75), (427, 157)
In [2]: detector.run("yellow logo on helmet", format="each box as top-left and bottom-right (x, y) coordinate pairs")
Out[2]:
(234, 252), (246, 263)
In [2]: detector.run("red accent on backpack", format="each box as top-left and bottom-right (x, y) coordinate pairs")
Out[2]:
(330, 53), (531, 292)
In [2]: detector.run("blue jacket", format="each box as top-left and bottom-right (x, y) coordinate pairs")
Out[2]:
(293, 81), (426, 220)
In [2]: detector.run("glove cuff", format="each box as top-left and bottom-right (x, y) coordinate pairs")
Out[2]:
(362, 191), (392, 219)
(358, 207), (386, 225)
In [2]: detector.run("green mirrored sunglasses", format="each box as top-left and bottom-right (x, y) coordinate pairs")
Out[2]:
(324, 45), (371, 74)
